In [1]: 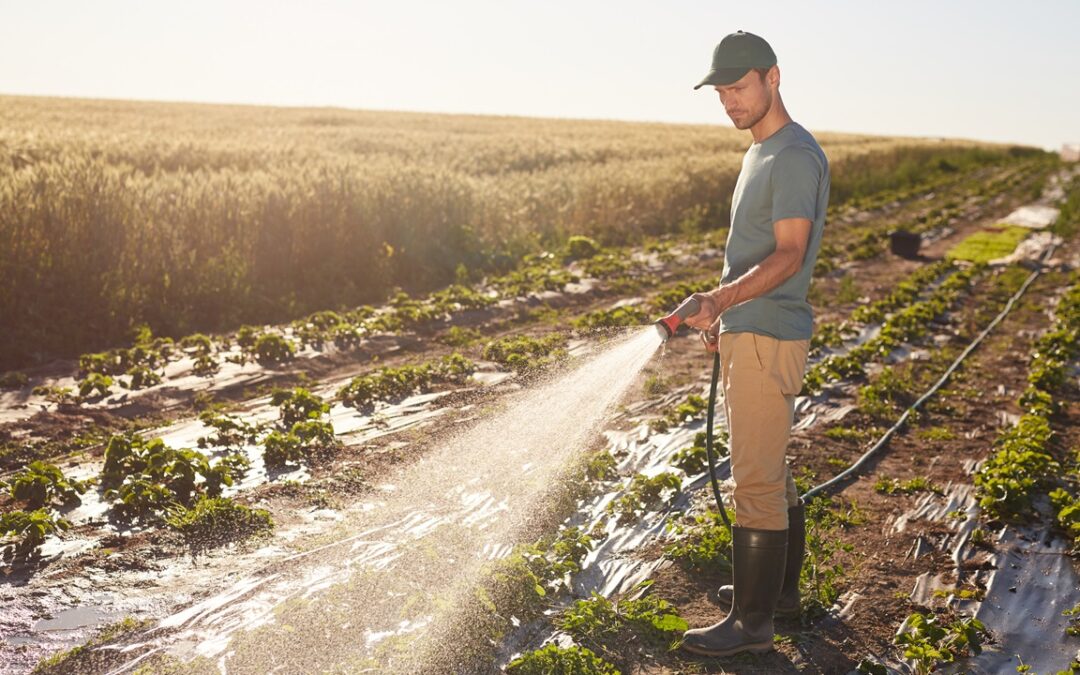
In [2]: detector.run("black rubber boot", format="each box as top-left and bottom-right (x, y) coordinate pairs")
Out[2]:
(715, 502), (805, 617)
(681, 526), (787, 657)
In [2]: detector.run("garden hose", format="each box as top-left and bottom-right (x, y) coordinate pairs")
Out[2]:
(704, 350), (733, 533)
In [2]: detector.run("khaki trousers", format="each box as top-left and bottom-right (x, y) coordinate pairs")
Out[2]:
(719, 331), (810, 530)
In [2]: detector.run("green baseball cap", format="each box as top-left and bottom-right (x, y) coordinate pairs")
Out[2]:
(693, 30), (777, 90)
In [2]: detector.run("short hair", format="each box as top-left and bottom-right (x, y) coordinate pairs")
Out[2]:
(752, 66), (772, 81)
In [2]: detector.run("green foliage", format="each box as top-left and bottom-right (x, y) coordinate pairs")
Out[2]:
(436, 326), (483, 348)
(482, 333), (567, 374)
(651, 393), (709, 432)
(894, 612), (989, 675)
(670, 430), (728, 476)
(874, 475), (943, 496)
(0, 371), (28, 390)
(1050, 488), (1080, 552)
(100, 432), (249, 521)
(270, 387), (330, 427)
(607, 472), (682, 523)
(564, 235), (602, 261)
(584, 451), (619, 482)
(573, 306), (649, 331)
(262, 420), (339, 469)
(124, 365), (162, 390)
(801, 496), (860, 617)
(4, 461), (91, 509)
(916, 426), (957, 441)
(974, 414), (1057, 520)
(253, 332), (296, 363)
(78, 372), (113, 399)
(337, 354), (476, 411)
(557, 581), (687, 662)
(196, 411), (263, 450)
(165, 496), (274, 551)
(0, 508), (71, 561)
(663, 508), (734, 575)
(946, 224), (1030, 263)
(477, 526), (595, 624)
(506, 644), (620, 675)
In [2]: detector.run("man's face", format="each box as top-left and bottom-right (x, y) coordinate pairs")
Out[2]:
(714, 67), (773, 130)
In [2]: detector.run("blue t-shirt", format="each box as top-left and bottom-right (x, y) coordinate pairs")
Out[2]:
(718, 120), (830, 340)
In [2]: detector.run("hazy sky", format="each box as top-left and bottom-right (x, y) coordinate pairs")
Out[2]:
(2, 1), (1077, 150)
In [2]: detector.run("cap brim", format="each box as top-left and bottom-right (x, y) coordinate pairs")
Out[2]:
(693, 67), (752, 90)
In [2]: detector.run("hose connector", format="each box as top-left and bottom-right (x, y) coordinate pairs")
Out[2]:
(654, 296), (702, 340)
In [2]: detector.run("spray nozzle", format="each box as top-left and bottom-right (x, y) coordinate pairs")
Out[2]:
(654, 296), (702, 341)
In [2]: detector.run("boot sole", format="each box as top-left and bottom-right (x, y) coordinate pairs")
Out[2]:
(681, 640), (774, 657)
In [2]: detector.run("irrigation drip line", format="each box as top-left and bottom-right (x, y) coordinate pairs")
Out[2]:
(802, 249), (1058, 500)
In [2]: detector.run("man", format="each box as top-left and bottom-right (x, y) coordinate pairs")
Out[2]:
(679, 30), (830, 657)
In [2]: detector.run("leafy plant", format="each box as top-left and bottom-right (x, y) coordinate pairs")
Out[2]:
(506, 644), (620, 675)
(663, 508), (735, 575)
(557, 581), (687, 664)
(4, 461), (91, 509)
(0, 509), (71, 561)
(482, 334), (567, 374)
(607, 472), (682, 523)
(894, 611), (990, 675)
(875, 476), (943, 496)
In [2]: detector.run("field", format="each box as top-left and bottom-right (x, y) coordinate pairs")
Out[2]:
(1, 96), (1079, 674)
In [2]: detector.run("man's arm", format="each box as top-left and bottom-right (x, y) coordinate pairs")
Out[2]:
(685, 217), (811, 332)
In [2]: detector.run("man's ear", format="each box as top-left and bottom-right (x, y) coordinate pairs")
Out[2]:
(767, 64), (780, 89)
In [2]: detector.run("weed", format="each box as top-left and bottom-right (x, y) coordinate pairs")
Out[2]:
(916, 426), (956, 441)
(506, 644), (620, 675)
(166, 496), (274, 551)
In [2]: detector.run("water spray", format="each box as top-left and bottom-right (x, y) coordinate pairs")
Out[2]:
(655, 297), (733, 533)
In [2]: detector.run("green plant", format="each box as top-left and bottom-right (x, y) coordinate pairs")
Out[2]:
(564, 235), (601, 261)
(4, 461), (91, 509)
(874, 476), (943, 496)
(31, 616), (151, 674)
(78, 372), (113, 399)
(337, 354), (476, 411)
(573, 306), (649, 331)
(1050, 488), (1080, 551)
(663, 508), (735, 575)
(166, 496), (274, 551)
(482, 334), (567, 374)
(0, 371), (28, 390)
(974, 414), (1057, 520)
(607, 472), (682, 523)
(253, 333), (296, 363)
(100, 432), (249, 521)
(670, 430), (728, 475)
(506, 644), (620, 675)
(557, 581), (687, 663)
(0, 508), (71, 561)
(894, 612), (990, 675)
(270, 387), (330, 427)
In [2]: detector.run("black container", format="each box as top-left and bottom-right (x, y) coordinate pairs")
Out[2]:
(889, 230), (922, 259)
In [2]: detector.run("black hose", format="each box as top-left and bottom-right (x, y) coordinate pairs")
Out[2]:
(704, 349), (733, 533)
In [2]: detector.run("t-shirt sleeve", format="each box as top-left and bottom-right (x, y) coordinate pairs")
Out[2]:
(771, 144), (823, 222)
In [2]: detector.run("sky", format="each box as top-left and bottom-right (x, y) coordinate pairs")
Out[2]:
(1, 0), (1078, 150)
